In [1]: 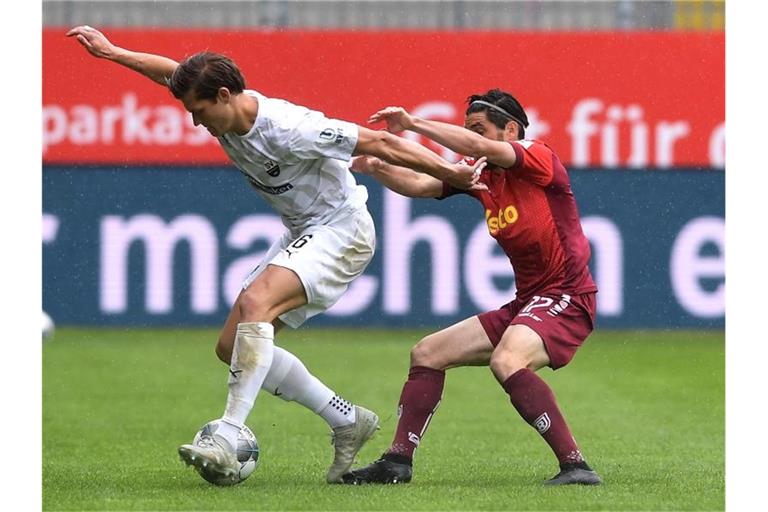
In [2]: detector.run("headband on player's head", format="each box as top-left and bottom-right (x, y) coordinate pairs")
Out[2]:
(470, 100), (528, 130)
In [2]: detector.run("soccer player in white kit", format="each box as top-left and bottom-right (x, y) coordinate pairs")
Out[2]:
(67, 26), (487, 484)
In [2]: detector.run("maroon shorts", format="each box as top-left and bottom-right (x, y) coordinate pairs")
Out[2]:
(477, 292), (596, 370)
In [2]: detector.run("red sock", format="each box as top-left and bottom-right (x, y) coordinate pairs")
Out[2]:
(386, 366), (445, 460)
(502, 368), (584, 465)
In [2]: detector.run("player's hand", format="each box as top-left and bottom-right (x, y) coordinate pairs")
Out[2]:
(448, 156), (488, 191)
(66, 25), (116, 59)
(349, 155), (383, 175)
(368, 106), (415, 133)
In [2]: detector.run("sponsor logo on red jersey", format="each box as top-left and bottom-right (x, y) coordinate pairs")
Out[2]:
(485, 205), (519, 236)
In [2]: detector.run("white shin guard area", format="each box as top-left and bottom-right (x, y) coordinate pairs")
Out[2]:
(221, 322), (275, 447)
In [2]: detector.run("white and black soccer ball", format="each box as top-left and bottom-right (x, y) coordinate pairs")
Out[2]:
(42, 311), (55, 341)
(192, 420), (260, 486)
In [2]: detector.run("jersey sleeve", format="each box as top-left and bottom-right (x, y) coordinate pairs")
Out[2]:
(508, 140), (555, 187)
(287, 110), (359, 162)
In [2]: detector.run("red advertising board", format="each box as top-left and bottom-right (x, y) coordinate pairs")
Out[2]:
(43, 29), (724, 167)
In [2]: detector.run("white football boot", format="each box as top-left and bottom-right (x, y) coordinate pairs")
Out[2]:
(178, 434), (239, 479)
(326, 406), (380, 483)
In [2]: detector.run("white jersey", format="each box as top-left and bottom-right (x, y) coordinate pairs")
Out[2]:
(218, 90), (367, 233)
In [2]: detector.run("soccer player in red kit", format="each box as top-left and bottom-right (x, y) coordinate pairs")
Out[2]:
(343, 89), (602, 486)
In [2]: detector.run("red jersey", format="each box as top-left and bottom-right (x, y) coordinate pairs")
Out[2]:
(440, 139), (597, 303)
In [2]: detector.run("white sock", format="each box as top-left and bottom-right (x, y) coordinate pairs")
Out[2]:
(262, 346), (355, 428)
(219, 322), (274, 450)
(318, 395), (356, 428)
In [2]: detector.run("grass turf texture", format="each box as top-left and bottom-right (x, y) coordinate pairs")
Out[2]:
(43, 328), (724, 511)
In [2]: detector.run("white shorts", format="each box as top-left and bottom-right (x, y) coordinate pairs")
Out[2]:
(242, 207), (376, 328)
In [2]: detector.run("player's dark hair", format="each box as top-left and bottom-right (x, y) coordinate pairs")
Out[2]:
(466, 89), (529, 139)
(169, 52), (246, 101)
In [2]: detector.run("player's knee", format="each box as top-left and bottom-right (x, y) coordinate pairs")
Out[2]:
(237, 288), (273, 321)
(410, 335), (440, 367)
(489, 346), (529, 380)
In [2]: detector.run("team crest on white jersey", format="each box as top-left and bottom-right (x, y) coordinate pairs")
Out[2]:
(265, 159), (281, 177)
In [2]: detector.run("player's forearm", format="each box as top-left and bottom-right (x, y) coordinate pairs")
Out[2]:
(410, 117), (486, 157)
(367, 131), (455, 181)
(370, 161), (440, 198)
(108, 47), (179, 86)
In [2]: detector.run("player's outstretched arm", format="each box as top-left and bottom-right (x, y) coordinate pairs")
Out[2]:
(66, 25), (179, 87)
(370, 106), (518, 168)
(350, 156), (443, 198)
(354, 126), (487, 191)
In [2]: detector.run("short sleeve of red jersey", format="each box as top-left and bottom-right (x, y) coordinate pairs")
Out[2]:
(508, 140), (555, 187)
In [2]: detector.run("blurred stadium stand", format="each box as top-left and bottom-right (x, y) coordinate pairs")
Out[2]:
(43, 0), (723, 30)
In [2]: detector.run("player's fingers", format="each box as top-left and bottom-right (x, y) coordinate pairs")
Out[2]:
(78, 26), (103, 40)
(370, 110), (398, 124)
(368, 110), (388, 122)
(67, 25), (89, 35)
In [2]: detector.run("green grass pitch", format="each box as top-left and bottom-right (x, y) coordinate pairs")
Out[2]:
(43, 328), (723, 511)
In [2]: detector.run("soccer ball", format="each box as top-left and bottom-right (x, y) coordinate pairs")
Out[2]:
(192, 420), (260, 486)
(42, 311), (55, 341)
